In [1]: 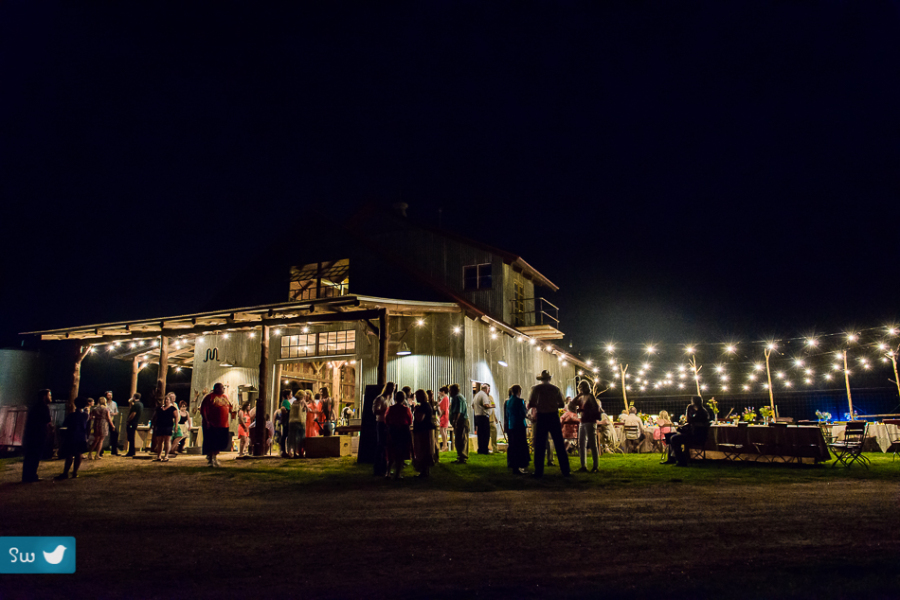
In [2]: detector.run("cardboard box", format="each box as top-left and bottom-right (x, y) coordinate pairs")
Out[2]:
(305, 435), (352, 458)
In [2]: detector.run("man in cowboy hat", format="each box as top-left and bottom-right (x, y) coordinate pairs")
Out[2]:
(527, 370), (570, 478)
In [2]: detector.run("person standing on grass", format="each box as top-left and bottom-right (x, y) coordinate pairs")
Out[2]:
(200, 383), (232, 467)
(412, 390), (436, 478)
(289, 392), (307, 458)
(88, 397), (114, 460)
(385, 390), (413, 479)
(170, 401), (192, 455)
(575, 381), (601, 472)
(426, 390), (441, 463)
(153, 393), (178, 462)
(320, 387), (336, 437)
(438, 386), (451, 452)
(22, 389), (53, 483)
(448, 383), (470, 464)
(505, 385), (530, 475)
(125, 393), (144, 457)
(306, 392), (322, 438)
(56, 397), (90, 480)
(473, 383), (494, 454)
(527, 370), (570, 478)
(102, 391), (120, 456)
(236, 401), (252, 456)
(373, 382), (395, 476)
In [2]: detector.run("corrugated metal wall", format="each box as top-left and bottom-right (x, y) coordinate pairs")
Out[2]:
(191, 333), (260, 425)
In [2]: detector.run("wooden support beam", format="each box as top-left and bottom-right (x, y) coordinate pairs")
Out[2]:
(67, 343), (93, 414)
(153, 335), (169, 408)
(253, 326), (269, 456)
(377, 309), (389, 388)
(130, 356), (139, 399)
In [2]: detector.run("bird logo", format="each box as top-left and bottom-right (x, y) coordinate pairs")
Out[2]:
(42, 545), (67, 565)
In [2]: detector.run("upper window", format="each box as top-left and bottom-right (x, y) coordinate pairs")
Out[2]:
(463, 264), (492, 290)
(319, 330), (356, 356)
(289, 259), (350, 301)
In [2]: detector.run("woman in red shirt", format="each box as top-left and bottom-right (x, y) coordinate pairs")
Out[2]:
(438, 385), (451, 452)
(305, 391), (322, 438)
(236, 401), (252, 456)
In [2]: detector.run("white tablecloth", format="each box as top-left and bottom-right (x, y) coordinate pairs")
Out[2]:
(831, 423), (899, 453)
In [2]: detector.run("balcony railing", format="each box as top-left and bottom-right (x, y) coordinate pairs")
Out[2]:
(509, 297), (559, 329)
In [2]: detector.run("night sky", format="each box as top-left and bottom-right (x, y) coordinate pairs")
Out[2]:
(2, 1), (899, 355)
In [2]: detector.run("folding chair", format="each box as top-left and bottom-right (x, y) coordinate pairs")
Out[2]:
(718, 442), (745, 461)
(886, 428), (900, 461)
(828, 421), (870, 468)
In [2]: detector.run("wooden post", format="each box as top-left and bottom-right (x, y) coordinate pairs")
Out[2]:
(889, 347), (900, 402)
(67, 344), (93, 414)
(842, 349), (854, 418)
(130, 356), (140, 399)
(764, 348), (775, 416)
(377, 309), (389, 387)
(619, 364), (629, 412)
(689, 356), (703, 399)
(253, 326), (269, 456)
(153, 335), (169, 407)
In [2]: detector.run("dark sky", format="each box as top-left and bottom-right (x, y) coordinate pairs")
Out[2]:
(2, 1), (899, 355)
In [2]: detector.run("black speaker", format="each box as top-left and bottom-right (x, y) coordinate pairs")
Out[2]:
(356, 384), (382, 463)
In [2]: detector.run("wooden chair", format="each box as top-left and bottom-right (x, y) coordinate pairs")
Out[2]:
(623, 424), (641, 453)
(829, 421), (870, 468)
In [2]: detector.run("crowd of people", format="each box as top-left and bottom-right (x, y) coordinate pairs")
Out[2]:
(20, 369), (711, 482)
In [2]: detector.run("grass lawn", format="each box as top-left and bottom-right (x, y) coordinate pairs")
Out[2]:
(2, 451), (899, 599)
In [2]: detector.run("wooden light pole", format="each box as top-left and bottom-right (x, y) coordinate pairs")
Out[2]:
(841, 349), (854, 419)
(688, 355), (703, 399)
(763, 346), (776, 416)
(887, 346), (900, 401)
(619, 364), (629, 412)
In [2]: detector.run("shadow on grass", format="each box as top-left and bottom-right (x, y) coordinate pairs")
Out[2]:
(167, 451), (900, 495)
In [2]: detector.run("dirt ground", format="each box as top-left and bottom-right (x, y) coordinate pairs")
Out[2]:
(2, 453), (899, 600)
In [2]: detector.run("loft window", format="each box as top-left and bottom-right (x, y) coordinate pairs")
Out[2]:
(289, 259), (350, 300)
(464, 264), (492, 290)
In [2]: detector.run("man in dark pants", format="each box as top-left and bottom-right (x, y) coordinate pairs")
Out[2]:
(527, 371), (570, 478)
(666, 396), (710, 467)
(124, 393), (143, 457)
(473, 383), (493, 454)
(22, 389), (53, 483)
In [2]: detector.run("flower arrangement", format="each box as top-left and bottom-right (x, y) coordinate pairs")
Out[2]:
(759, 406), (774, 421)
(706, 399), (719, 416)
(843, 410), (859, 421)
(815, 410), (832, 423)
(741, 407), (756, 422)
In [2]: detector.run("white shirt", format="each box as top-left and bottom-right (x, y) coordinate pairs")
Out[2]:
(473, 390), (495, 417)
(107, 400), (118, 416)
